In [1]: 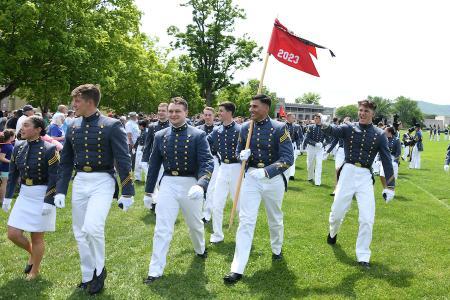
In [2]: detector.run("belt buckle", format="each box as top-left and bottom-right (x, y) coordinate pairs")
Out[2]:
(25, 178), (33, 186)
(355, 162), (362, 167)
(171, 171), (179, 176)
(224, 159), (230, 164)
(83, 166), (92, 172)
(257, 163), (265, 168)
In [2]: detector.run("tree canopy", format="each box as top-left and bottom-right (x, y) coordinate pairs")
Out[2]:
(295, 92), (321, 105)
(392, 96), (424, 127)
(335, 104), (358, 121)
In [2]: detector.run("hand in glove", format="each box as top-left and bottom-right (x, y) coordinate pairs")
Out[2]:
(118, 196), (134, 211)
(382, 188), (395, 203)
(2, 198), (12, 212)
(444, 164), (449, 172)
(239, 149), (251, 161)
(315, 142), (323, 148)
(143, 194), (153, 209)
(141, 162), (148, 171)
(249, 168), (266, 180)
(54, 194), (66, 208)
(42, 203), (54, 216)
(188, 185), (204, 201)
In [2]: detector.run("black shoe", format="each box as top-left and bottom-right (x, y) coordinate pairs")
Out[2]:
(308, 179), (314, 183)
(223, 272), (242, 284)
(289, 176), (295, 181)
(272, 251), (283, 260)
(330, 192), (335, 196)
(358, 261), (370, 269)
(202, 217), (210, 224)
(24, 264), (33, 274)
(151, 203), (156, 211)
(327, 233), (337, 245)
(143, 276), (161, 285)
(196, 248), (208, 259)
(77, 281), (90, 290)
(89, 267), (107, 295)
(210, 240), (223, 245)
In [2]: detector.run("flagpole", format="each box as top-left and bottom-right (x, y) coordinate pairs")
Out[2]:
(229, 52), (270, 229)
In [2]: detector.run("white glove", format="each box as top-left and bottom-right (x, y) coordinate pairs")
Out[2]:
(188, 185), (204, 201)
(2, 198), (12, 212)
(54, 194), (66, 208)
(118, 196), (134, 211)
(143, 194), (153, 209)
(444, 164), (449, 172)
(141, 162), (148, 171)
(315, 142), (323, 148)
(382, 189), (395, 203)
(249, 168), (267, 180)
(42, 203), (54, 216)
(239, 149), (251, 161)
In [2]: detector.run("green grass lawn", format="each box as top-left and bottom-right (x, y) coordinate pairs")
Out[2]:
(1, 136), (449, 299)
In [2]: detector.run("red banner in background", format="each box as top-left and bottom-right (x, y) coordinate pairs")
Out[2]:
(268, 19), (335, 77)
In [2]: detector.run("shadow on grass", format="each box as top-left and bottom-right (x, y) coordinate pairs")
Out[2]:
(0, 277), (53, 299)
(145, 257), (214, 298)
(395, 195), (412, 202)
(140, 212), (156, 225)
(294, 244), (415, 298)
(244, 259), (301, 299)
(209, 240), (236, 261)
(288, 185), (303, 192)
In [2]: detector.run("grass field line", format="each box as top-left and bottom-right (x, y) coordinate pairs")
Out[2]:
(399, 178), (450, 210)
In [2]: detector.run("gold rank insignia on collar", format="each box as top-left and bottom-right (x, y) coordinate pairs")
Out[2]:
(83, 166), (93, 172)
(25, 178), (33, 185)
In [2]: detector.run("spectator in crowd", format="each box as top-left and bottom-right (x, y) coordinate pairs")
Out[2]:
(47, 113), (65, 144)
(0, 129), (16, 206)
(17, 106), (35, 135)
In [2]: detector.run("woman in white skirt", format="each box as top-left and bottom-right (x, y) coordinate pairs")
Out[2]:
(379, 126), (401, 187)
(2, 116), (59, 280)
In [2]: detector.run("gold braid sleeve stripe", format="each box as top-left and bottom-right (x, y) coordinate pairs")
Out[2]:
(48, 153), (60, 165)
(121, 174), (133, 187)
(46, 187), (56, 197)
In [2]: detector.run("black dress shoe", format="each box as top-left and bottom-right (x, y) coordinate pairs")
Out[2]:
(272, 251), (283, 260)
(358, 261), (370, 269)
(330, 192), (335, 196)
(77, 281), (90, 290)
(143, 276), (161, 285)
(89, 267), (107, 295)
(289, 176), (295, 181)
(202, 217), (210, 224)
(24, 264), (33, 274)
(223, 272), (242, 284)
(151, 203), (156, 211)
(327, 233), (337, 245)
(196, 248), (208, 259)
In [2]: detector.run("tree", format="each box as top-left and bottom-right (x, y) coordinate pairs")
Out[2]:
(295, 92), (321, 105)
(392, 96), (424, 127)
(216, 79), (277, 117)
(0, 0), (152, 112)
(335, 104), (358, 121)
(367, 95), (392, 122)
(167, 0), (262, 106)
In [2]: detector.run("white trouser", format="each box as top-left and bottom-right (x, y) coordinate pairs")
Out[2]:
(152, 166), (165, 204)
(409, 145), (421, 169)
(401, 145), (408, 161)
(334, 147), (345, 170)
(329, 164), (375, 263)
(380, 156), (399, 180)
(148, 176), (205, 277)
(306, 144), (324, 185)
(230, 169), (285, 274)
(72, 172), (115, 282)
(437, 133), (440, 141)
(210, 162), (241, 243)
(203, 157), (219, 220)
(134, 145), (144, 181)
(287, 143), (298, 178)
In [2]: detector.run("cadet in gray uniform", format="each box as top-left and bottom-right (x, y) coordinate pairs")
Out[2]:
(321, 100), (395, 269)
(142, 103), (170, 211)
(3, 116), (59, 280)
(55, 84), (135, 295)
(144, 97), (214, 284)
(224, 94), (294, 284)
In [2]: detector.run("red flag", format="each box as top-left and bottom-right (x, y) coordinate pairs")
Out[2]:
(268, 19), (334, 77)
(279, 105), (286, 118)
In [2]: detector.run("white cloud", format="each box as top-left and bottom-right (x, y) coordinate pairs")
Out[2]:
(135, 0), (450, 107)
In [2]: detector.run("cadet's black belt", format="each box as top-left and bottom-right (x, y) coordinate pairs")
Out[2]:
(345, 161), (371, 170)
(222, 158), (239, 164)
(248, 162), (269, 168)
(21, 178), (48, 186)
(164, 170), (196, 177)
(75, 165), (114, 173)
